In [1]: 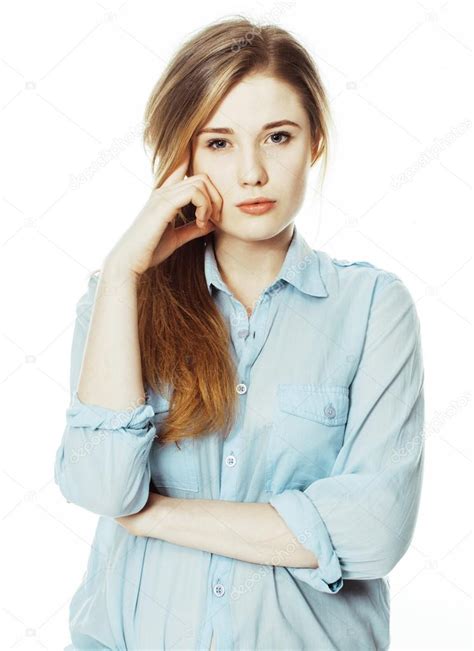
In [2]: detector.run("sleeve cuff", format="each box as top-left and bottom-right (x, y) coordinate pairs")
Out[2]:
(66, 390), (156, 435)
(269, 489), (343, 594)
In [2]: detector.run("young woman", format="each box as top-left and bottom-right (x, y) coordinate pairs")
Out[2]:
(55, 16), (425, 651)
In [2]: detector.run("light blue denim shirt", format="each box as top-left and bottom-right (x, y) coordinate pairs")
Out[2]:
(54, 223), (425, 650)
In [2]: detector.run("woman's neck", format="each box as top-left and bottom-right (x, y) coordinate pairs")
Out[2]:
(211, 223), (294, 311)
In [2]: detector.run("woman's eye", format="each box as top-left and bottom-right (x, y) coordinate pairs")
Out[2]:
(268, 131), (291, 144)
(207, 139), (227, 150)
(206, 131), (292, 151)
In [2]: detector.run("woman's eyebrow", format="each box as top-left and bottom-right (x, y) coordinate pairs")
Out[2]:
(196, 120), (302, 136)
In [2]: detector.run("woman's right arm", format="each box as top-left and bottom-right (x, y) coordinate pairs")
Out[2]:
(54, 270), (158, 518)
(54, 151), (223, 518)
(76, 264), (146, 412)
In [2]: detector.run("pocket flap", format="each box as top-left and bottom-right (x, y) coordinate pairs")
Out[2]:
(277, 384), (349, 426)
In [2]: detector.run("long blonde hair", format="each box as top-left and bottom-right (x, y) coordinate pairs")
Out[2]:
(134, 16), (331, 446)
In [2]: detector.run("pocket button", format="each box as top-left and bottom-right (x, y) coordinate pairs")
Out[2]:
(324, 402), (336, 419)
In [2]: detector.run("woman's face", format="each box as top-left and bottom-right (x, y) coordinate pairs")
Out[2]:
(190, 73), (316, 241)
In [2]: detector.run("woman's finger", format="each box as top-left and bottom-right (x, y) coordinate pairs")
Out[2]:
(161, 150), (190, 188)
(189, 185), (212, 226)
(199, 174), (223, 222)
(184, 178), (213, 225)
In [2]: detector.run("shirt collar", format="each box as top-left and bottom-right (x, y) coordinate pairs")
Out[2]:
(203, 224), (328, 298)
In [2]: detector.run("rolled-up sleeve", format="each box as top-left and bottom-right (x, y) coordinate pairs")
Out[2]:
(269, 274), (425, 593)
(53, 273), (157, 518)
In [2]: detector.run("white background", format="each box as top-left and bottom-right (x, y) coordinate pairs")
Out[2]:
(0, 1), (471, 649)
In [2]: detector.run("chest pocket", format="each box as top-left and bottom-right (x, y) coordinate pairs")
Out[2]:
(265, 384), (350, 492)
(147, 391), (200, 494)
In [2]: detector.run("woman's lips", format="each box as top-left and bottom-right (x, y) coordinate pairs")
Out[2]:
(237, 201), (276, 215)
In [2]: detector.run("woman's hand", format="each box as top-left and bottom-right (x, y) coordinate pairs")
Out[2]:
(115, 491), (169, 537)
(104, 149), (223, 279)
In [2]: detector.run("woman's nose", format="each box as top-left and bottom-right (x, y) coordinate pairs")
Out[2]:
(237, 152), (268, 186)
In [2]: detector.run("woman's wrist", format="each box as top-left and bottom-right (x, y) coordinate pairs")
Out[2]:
(101, 254), (140, 286)
(141, 493), (170, 538)
(115, 492), (170, 538)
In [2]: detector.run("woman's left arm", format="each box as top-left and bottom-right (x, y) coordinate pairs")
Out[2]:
(115, 491), (318, 568)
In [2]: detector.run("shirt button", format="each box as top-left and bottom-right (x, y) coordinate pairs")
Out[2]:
(225, 454), (236, 467)
(213, 583), (225, 597)
(324, 403), (336, 419)
(236, 383), (247, 394)
(237, 329), (247, 338)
